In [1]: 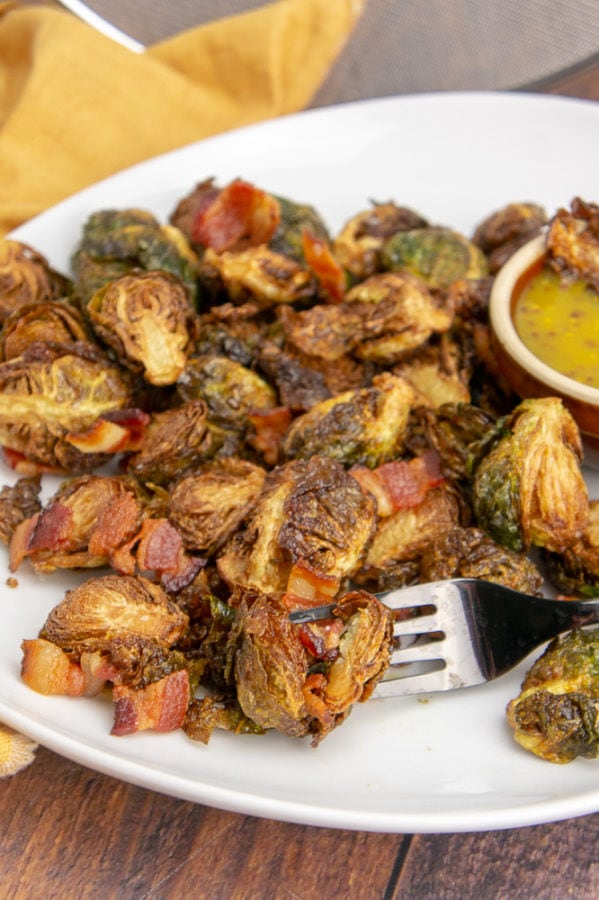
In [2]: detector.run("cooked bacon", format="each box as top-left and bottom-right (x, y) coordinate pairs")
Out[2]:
(111, 669), (190, 735)
(247, 406), (293, 466)
(9, 514), (39, 571)
(191, 179), (280, 252)
(88, 492), (142, 559)
(66, 409), (150, 455)
(297, 620), (344, 660)
(21, 638), (85, 696)
(282, 559), (340, 610)
(301, 229), (346, 304)
(2, 449), (56, 475)
(350, 449), (445, 515)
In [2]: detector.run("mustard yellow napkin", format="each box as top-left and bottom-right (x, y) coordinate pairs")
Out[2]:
(0, 0), (363, 774)
(0, 0), (363, 237)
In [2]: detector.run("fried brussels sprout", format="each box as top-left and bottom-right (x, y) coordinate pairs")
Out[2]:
(544, 500), (599, 597)
(546, 197), (599, 291)
(123, 399), (218, 486)
(382, 227), (488, 291)
(281, 373), (415, 467)
(71, 209), (199, 303)
(473, 398), (589, 553)
(199, 245), (317, 308)
(40, 573), (188, 653)
(507, 628), (599, 763)
(0, 240), (72, 323)
(418, 525), (543, 593)
(392, 340), (471, 408)
(0, 476), (41, 545)
(413, 402), (501, 482)
(217, 455), (376, 596)
(177, 355), (277, 427)
(333, 202), (429, 282)
(471, 202), (547, 274)
(0, 342), (134, 473)
(0, 300), (92, 361)
(169, 458), (266, 555)
(87, 271), (197, 386)
(232, 588), (392, 741)
(257, 343), (332, 412)
(269, 195), (331, 262)
(279, 272), (452, 364)
(354, 486), (461, 591)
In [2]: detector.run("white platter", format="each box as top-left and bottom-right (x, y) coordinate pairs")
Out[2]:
(4, 91), (599, 833)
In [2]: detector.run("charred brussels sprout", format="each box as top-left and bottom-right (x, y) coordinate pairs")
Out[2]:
(546, 197), (599, 291)
(87, 271), (197, 386)
(177, 355), (277, 427)
(0, 301), (92, 361)
(0, 240), (72, 323)
(507, 628), (599, 763)
(471, 202), (547, 274)
(382, 226), (488, 290)
(473, 398), (589, 553)
(544, 500), (599, 597)
(281, 372), (415, 467)
(0, 342), (134, 472)
(269, 195), (331, 262)
(71, 209), (199, 303)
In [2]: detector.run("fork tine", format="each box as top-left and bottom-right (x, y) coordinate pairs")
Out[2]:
(373, 667), (450, 698)
(391, 610), (444, 637)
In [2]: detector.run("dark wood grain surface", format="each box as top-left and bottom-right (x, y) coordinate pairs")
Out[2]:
(3, 6), (599, 897)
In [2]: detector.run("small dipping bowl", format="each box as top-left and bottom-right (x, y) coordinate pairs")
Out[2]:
(489, 233), (599, 451)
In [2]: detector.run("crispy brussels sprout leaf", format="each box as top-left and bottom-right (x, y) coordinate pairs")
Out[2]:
(177, 355), (277, 426)
(473, 398), (589, 553)
(507, 628), (599, 763)
(0, 476), (41, 545)
(88, 271), (197, 386)
(199, 245), (317, 308)
(0, 301), (92, 361)
(546, 197), (599, 291)
(544, 500), (599, 597)
(0, 240), (71, 323)
(471, 202), (547, 274)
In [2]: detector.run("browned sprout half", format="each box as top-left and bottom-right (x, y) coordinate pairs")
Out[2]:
(0, 342), (134, 472)
(281, 372), (415, 467)
(471, 202), (547, 274)
(418, 525), (544, 594)
(0, 239), (71, 324)
(71, 209), (199, 304)
(382, 227), (488, 291)
(473, 398), (589, 553)
(0, 301), (92, 361)
(169, 458), (266, 555)
(232, 588), (392, 741)
(177, 355), (277, 427)
(354, 486), (461, 591)
(87, 271), (197, 386)
(217, 455), (376, 596)
(0, 476), (41, 545)
(546, 197), (599, 291)
(280, 271), (452, 364)
(544, 500), (599, 597)
(40, 573), (188, 653)
(333, 201), (429, 282)
(392, 339), (471, 408)
(123, 399), (218, 486)
(507, 628), (599, 763)
(199, 245), (317, 308)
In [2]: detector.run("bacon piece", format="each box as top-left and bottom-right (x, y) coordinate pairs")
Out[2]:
(111, 669), (190, 735)
(21, 638), (85, 696)
(88, 492), (142, 559)
(282, 559), (340, 610)
(26, 503), (72, 552)
(135, 518), (186, 574)
(66, 409), (150, 455)
(192, 179), (280, 252)
(247, 406), (293, 466)
(9, 514), (39, 571)
(301, 229), (346, 304)
(2, 448), (56, 475)
(350, 449), (445, 515)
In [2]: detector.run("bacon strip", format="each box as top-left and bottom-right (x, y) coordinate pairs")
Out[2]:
(350, 450), (445, 516)
(192, 179), (280, 251)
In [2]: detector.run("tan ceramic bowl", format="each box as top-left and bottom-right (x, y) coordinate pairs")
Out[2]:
(489, 233), (599, 449)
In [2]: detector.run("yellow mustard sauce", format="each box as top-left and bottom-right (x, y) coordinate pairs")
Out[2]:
(513, 265), (599, 388)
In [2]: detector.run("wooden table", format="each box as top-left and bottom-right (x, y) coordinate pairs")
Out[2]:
(2, 8), (599, 894)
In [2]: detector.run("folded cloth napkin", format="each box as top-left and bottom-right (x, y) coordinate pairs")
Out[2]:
(0, 0), (363, 775)
(0, 0), (363, 237)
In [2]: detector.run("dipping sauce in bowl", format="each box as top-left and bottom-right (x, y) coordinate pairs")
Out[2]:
(489, 233), (599, 447)
(513, 265), (599, 389)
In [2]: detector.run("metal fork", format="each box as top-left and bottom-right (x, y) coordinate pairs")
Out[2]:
(289, 579), (599, 698)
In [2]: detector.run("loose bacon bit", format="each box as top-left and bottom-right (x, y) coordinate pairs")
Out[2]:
(282, 559), (340, 610)
(88, 492), (142, 558)
(191, 178), (281, 252)
(301, 229), (346, 304)
(111, 669), (190, 735)
(298, 620), (344, 660)
(302, 673), (334, 729)
(135, 518), (186, 575)
(247, 406), (292, 466)
(66, 409), (150, 455)
(350, 449), (445, 515)
(21, 638), (85, 696)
